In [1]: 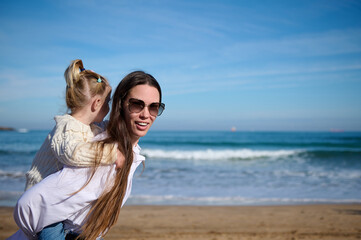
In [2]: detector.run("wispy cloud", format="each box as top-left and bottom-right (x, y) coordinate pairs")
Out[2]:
(0, 70), (63, 101)
(222, 28), (361, 59)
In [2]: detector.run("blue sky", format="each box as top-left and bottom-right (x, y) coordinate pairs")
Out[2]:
(0, 0), (360, 131)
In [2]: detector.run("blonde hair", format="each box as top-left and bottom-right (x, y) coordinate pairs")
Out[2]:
(64, 59), (109, 112)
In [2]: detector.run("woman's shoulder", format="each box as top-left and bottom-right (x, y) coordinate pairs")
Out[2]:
(90, 120), (108, 135)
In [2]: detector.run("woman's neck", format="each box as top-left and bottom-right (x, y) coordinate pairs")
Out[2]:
(131, 137), (139, 147)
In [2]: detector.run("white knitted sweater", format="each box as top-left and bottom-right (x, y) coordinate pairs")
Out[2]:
(25, 114), (117, 190)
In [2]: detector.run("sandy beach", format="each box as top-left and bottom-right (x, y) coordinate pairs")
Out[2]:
(1, 204), (361, 240)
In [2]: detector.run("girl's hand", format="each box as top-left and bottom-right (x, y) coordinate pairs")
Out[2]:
(115, 149), (125, 169)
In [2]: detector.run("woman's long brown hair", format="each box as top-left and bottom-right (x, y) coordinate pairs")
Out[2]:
(78, 71), (162, 240)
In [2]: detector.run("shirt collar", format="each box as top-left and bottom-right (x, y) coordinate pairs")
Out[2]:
(133, 144), (145, 162)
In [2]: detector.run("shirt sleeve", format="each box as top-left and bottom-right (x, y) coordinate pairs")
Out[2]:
(14, 170), (72, 239)
(13, 166), (115, 238)
(50, 121), (117, 167)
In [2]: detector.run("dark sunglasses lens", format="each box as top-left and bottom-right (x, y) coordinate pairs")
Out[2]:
(157, 103), (165, 116)
(149, 103), (160, 117)
(129, 100), (144, 113)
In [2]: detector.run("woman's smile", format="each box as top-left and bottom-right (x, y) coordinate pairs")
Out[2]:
(135, 121), (149, 130)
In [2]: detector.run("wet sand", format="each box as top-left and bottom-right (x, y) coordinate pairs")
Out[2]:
(1, 204), (361, 240)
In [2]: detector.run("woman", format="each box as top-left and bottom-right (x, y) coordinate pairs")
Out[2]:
(10, 71), (165, 240)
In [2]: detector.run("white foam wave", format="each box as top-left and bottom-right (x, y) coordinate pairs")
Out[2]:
(128, 195), (361, 206)
(0, 170), (25, 178)
(141, 148), (300, 160)
(273, 169), (361, 179)
(17, 128), (29, 133)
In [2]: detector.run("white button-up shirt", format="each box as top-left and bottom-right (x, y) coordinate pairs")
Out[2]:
(9, 144), (145, 240)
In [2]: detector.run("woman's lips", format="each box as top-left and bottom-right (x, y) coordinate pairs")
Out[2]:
(135, 121), (149, 130)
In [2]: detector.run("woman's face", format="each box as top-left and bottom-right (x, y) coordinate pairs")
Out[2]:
(123, 84), (160, 144)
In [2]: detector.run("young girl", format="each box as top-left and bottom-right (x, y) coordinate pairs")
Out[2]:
(26, 59), (123, 190)
(9, 71), (165, 240)
(22, 59), (123, 239)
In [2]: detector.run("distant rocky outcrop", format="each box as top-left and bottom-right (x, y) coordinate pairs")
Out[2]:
(0, 126), (15, 131)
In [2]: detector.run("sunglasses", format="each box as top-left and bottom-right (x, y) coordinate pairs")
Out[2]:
(127, 98), (165, 117)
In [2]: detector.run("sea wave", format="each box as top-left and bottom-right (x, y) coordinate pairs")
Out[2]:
(140, 148), (361, 161)
(272, 169), (361, 179)
(141, 148), (300, 161)
(141, 139), (361, 149)
(300, 150), (361, 159)
(0, 170), (25, 179)
(127, 194), (361, 205)
(0, 149), (38, 156)
(0, 190), (23, 207)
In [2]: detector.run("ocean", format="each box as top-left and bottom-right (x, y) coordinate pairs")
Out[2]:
(0, 130), (360, 206)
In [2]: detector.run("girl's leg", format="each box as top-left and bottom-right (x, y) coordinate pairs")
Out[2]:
(37, 222), (65, 240)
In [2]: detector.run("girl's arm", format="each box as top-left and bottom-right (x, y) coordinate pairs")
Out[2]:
(50, 120), (119, 167)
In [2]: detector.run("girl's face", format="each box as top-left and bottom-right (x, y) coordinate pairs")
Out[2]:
(123, 84), (160, 144)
